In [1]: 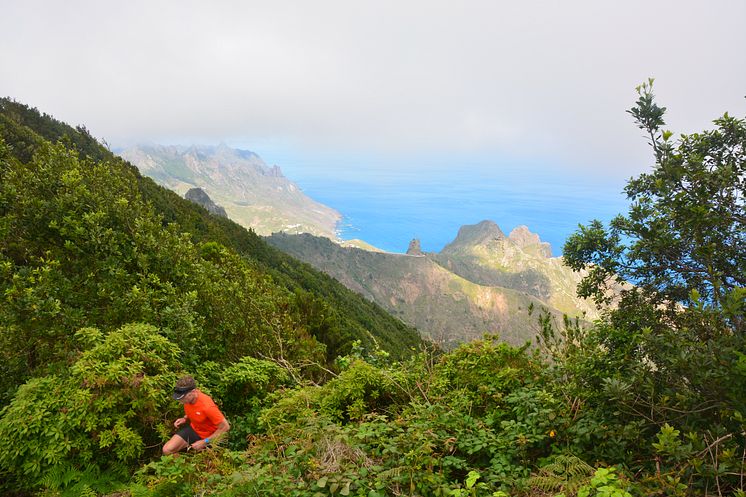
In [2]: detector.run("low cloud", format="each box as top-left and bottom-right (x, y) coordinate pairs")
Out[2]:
(1, 0), (744, 176)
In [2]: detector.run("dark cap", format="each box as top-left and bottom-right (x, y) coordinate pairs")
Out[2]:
(172, 386), (195, 400)
(172, 375), (196, 400)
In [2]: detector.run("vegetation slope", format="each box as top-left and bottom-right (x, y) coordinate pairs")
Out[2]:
(119, 143), (341, 238)
(0, 97), (424, 379)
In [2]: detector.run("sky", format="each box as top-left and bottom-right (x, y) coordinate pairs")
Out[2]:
(1, 0), (745, 183)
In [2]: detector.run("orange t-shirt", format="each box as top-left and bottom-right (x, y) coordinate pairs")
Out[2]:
(184, 390), (225, 438)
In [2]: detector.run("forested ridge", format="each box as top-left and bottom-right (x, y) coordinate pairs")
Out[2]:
(0, 83), (743, 496)
(0, 97), (424, 368)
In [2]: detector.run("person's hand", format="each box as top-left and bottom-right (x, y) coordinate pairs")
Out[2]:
(174, 417), (186, 428)
(190, 439), (208, 451)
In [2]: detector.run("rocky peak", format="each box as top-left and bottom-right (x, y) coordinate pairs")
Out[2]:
(184, 188), (228, 218)
(508, 225), (552, 257)
(215, 142), (232, 153)
(441, 220), (505, 253)
(407, 238), (424, 256)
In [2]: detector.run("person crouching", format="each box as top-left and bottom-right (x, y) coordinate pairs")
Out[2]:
(163, 375), (230, 455)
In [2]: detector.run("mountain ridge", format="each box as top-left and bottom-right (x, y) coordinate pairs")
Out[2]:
(267, 222), (599, 349)
(442, 219), (507, 251)
(120, 143), (341, 238)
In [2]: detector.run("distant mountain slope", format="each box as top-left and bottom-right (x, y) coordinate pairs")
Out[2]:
(120, 143), (341, 238)
(433, 221), (599, 319)
(0, 98), (424, 364)
(267, 227), (595, 349)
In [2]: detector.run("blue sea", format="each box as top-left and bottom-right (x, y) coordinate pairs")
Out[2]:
(280, 162), (631, 256)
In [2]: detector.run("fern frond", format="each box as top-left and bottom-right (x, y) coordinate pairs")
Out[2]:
(527, 454), (594, 496)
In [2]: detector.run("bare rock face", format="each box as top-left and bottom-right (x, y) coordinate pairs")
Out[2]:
(508, 225), (552, 258)
(185, 187), (228, 218)
(407, 238), (424, 256)
(441, 220), (506, 253)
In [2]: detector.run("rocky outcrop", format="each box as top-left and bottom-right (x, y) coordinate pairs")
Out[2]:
(407, 238), (424, 256)
(508, 225), (552, 257)
(441, 220), (506, 253)
(432, 221), (598, 319)
(184, 187), (228, 218)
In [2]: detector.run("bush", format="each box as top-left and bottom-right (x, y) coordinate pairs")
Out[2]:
(261, 359), (410, 430)
(0, 323), (182, 493)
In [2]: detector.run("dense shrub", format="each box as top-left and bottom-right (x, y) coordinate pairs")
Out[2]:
(0, 323), (181, 493)
(0, 140), (326, 403)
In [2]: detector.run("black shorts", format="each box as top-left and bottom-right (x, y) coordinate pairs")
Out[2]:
(176, 425), (202, 445)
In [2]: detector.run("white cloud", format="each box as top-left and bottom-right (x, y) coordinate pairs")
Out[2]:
(1, 0), (744, 177)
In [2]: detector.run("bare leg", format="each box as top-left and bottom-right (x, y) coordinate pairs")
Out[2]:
(163, 434), (189, 455)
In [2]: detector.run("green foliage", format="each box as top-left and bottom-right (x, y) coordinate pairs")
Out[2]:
(0, 136), (330, 402)
(527, 454), (595, 496)
(0, 323), (181, 493)
(577, 467), (633, 497)
(261, 359), (409, 428)
(565, 80), (745, 312)
(133, 450), (245, 497)
(37, 463), (123, 497)
(0, 112), (429, 487)
(0, 97), (425, 368)
(558, 81), (746, 495)
(198, 356), (291, 414)
(248, 338), (557, 496)
(652, 423), (691, 461)
(431, 336), (543, 414)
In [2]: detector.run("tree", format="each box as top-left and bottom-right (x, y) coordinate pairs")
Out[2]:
(558, 81), (746, 494)
(564, 79), (744, 329)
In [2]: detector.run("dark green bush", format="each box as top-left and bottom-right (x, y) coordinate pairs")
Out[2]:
(0, 323), (181, 493)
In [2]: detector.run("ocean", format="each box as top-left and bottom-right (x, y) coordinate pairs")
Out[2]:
(281, 162), (632, 256)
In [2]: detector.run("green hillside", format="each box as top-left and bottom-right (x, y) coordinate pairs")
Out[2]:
(432, 222), (602, 319)
(266, 223), (600, 349)
(267, 232), (573, 349)
(0, 99), (424, 385)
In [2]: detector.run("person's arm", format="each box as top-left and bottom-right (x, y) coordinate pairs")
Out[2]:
(192, 419), (230, 450)
(174, 415), (188, 428)
(208, 419), (230, 443)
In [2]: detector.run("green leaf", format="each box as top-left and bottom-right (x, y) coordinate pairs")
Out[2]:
(340, 481), (351, 496)
(465, 470), (480, 489)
